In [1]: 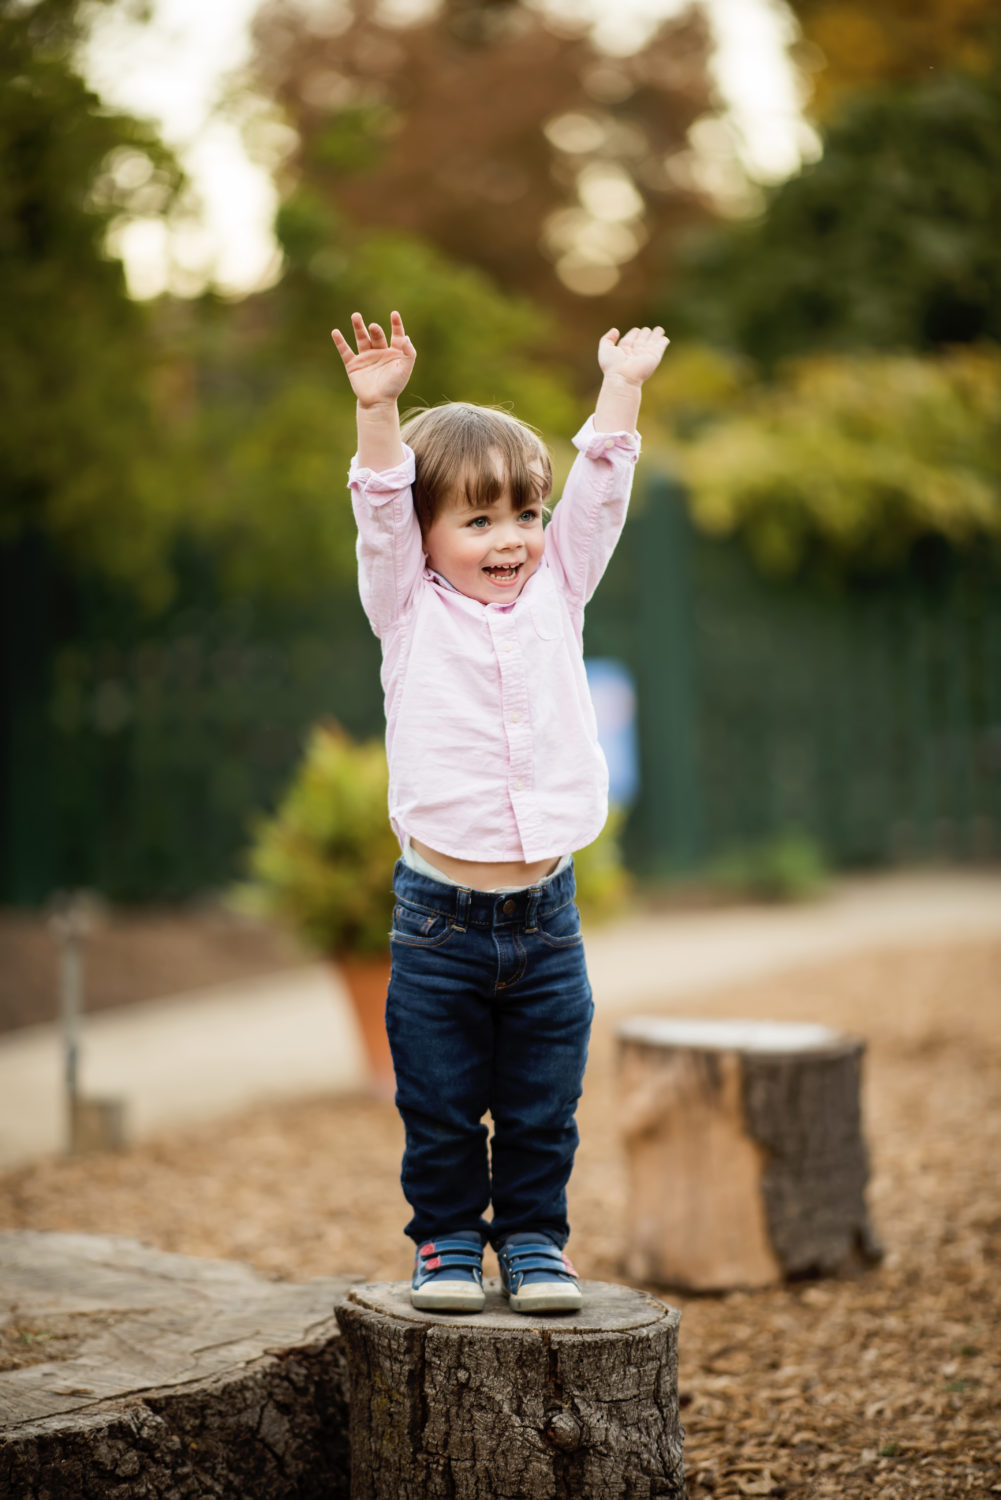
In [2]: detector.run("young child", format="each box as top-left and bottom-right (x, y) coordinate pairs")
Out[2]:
(331, 309), (668, 1314)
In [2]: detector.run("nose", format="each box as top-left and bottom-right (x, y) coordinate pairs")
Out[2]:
(495, 519), (523, 551)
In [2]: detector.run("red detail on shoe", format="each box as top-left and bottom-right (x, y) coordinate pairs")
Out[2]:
(419, 1242), (436, 1257)
(424, 1256), (442, 1270)
(561, 1253), (579, 1278)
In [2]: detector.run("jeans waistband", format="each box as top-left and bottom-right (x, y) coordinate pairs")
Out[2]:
(392, 858), (577, 929)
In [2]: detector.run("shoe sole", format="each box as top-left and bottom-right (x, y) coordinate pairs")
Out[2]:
(506, 1284), (583, 1314)
(411, 1280), (486, 1312)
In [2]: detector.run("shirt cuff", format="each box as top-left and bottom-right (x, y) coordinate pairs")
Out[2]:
(348, 444), (417, 500)
(572, 415), (641, 462)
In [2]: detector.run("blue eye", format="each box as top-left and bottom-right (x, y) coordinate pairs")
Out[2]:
(468, 515), (489, 528)
(520, 509), (540, 523)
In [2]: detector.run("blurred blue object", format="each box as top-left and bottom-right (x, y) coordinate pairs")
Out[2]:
(585, 658), (639, 807)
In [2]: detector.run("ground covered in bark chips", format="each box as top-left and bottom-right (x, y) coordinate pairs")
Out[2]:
(1, 933), (998, 1498)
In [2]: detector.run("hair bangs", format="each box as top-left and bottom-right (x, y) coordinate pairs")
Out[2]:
(401, 403), (553, 534)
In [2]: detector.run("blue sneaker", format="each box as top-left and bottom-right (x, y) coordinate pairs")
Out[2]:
(497, 1233), (583, 1314)
(411, 1232), (485, 1312)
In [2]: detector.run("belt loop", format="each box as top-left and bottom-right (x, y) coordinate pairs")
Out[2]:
(525, 885), (541, 933)
(453, 886), (470, 931)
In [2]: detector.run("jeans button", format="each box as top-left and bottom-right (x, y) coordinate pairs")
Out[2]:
(502, 898), (516, 915)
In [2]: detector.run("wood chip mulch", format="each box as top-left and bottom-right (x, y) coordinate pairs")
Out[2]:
(1, 938), (998, 1498)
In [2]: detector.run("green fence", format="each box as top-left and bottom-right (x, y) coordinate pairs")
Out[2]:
(0, 534), (383, 905)
(587, 476), (1001, 875)
(2, 481), (999, 905)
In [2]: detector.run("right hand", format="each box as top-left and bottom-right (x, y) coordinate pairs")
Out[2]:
(331, 310), (416, 407)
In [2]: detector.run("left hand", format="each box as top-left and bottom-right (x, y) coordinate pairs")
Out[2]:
(597, 325), (670, 386)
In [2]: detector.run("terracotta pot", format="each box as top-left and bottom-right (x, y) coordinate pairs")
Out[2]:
(336, 953), (394, 1096)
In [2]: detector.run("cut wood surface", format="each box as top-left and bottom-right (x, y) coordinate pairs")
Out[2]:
(618, 1018), (881, 1290)
(0, 1231), (354, 1498)
(335, 1278), (685, 1499)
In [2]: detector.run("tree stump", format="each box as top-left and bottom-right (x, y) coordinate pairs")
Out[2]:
(0, 1231), (355, 1499)
(335, 1279), (684, 1499)
(618, 1018), (882, 1291)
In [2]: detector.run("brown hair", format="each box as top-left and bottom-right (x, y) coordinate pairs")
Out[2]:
(400, 403), (553, 535)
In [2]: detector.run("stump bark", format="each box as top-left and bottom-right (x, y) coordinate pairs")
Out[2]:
(618, 1018), (882, 1291)
(0, 1231), (354, 1499)
(335, 1279), (684, 1500)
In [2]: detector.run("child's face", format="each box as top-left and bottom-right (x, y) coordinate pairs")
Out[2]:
(424, 483), (545, 606)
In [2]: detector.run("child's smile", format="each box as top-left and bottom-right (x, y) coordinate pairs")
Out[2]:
(482, 561), (523, 587)
(424, 491), (545, 605)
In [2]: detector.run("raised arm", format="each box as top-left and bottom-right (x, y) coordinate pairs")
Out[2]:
(593, 324), (669, 434)
(543, 323), (669, 619)
(331, 310), (417, 471)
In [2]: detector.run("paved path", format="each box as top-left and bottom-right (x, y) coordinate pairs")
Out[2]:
(1, 870), (998, 1170)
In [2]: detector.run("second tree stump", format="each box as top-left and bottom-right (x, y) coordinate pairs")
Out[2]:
(618, 1017), (882, 1290)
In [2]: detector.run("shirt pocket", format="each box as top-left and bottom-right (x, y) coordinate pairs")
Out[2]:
(390, 899), (455, 948)
(530, 592), (563, 641)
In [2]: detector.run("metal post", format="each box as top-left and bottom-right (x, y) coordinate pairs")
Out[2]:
(51, 895), (87, 1150)
(49, 893), (127, 1154)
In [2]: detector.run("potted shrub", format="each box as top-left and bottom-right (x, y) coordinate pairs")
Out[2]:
(241, 723), (400, 1092)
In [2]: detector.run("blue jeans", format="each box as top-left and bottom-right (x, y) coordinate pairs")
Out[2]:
(386, 859), (593, 1250)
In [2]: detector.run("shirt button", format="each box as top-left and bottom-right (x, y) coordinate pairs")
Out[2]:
(511, 712), (521, 724)
(502, 899), (516, 915)
(515, 778), (524, 790)
(604, 438), (615, 449)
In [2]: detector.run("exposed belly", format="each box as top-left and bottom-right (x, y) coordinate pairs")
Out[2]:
(410, 839), (561, 892)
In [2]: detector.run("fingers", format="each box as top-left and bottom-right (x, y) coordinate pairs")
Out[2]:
(330, 327), (353, 366)
(331, 311), (412, 358)
(347, 311), (371, 349)
(600, 325), (669, 355)
(388, 310), (416, 357)
(330, 313), (372, 360)
(620, 325), (669, 345)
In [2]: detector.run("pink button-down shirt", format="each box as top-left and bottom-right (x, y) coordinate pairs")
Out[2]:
(349, 416), (641, 861)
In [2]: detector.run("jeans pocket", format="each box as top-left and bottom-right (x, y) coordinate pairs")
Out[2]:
(535, 897), (583, 948)
(391, 899), (455, 949)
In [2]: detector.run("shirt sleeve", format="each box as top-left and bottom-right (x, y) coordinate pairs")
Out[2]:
(349, 445), (425, 637)
(543, 415), (641, 612)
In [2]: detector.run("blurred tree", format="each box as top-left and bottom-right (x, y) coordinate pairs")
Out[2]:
(0, 0), (581, 613)
(784, 0), (999, 115)
(247, 0), (716, 355)
(659, 346), (1001, 579)
(0, 0), (186, 604)
(666, 57), (1001, 365)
